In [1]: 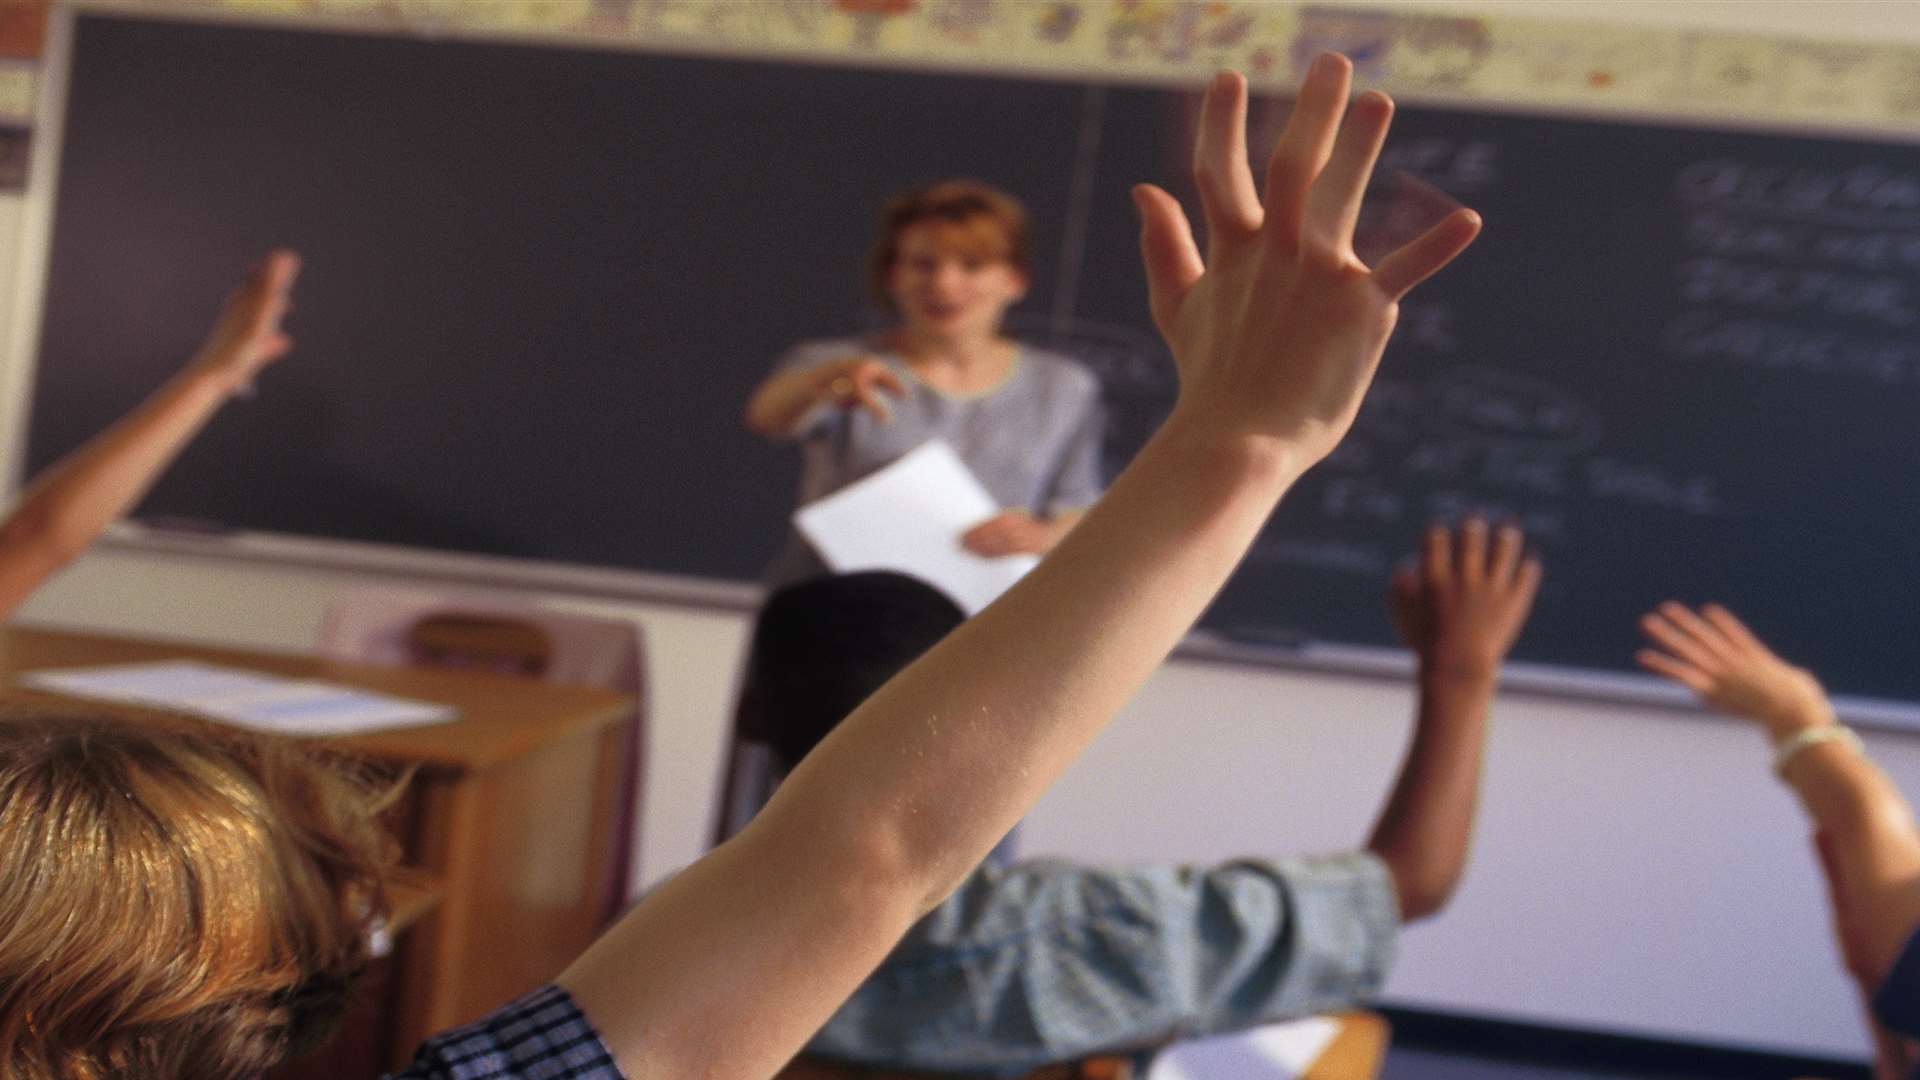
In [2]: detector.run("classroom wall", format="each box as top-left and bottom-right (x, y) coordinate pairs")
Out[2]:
(6, 0), (1920, 1063)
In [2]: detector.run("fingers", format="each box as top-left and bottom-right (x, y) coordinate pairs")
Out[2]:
(865, 365), (908, 398)
(248, 249), (302, 326)
(1638, 609), (1722, 672)
(203, 250), (301, 375)
(961, 534), (1000, 555)
(1659, 601), (1737, 662)
(1421, 521), (1452, 589)
(1303, 90), (1393, 246)
(1399, 519), (1540, 671)
(964, 512), (1019, 536)
(1701, 603), (1765, 654)
(1192, 71), (1262, 242)
(1513, 555), (1544, 614)
(959, 519), (996, 553)
(257, 332), (295, 363)
(1419, 517), (1533, 594)
(1133, 184), (1204, 333)
(1456, 516), (1488, 587)
(1371, 207), (1482, 301)
(854, 384), (893, 424)
(1635, 647), (1712, 693)
(1262, 52), (1351, 247)
(841, 360), (902, 422)
(962, 513), (1031, 556)
(1488, 521), (1523, 585)
(261, 248), (303, 291)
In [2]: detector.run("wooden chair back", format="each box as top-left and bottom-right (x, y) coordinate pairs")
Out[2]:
(405, 612), (554, 676)
(319, 586), (647, 928)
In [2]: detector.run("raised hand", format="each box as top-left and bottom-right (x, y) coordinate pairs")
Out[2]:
(557, 56), (1495, 1080)
(1132, 58), (1481, 465)
(1391, 517), (1542, 681)
(819, 355), (907, 424)
(189, 248), (301, 395)
(1636, 602), (1833, 739)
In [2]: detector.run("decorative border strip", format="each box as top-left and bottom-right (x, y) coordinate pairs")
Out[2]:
(50, 0), (1913, 140)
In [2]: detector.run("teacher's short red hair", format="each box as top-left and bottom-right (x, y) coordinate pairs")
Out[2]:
(868, 179), (1032, 312)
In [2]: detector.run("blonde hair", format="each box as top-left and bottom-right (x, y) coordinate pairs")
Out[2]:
(0, 712), (402, 1079)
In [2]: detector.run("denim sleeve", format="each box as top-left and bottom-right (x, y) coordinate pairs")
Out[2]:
(1874, 926), (1920, 1038)
(808, 852), (1400, 1076)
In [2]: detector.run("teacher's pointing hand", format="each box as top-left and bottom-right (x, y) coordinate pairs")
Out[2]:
(816, 356), (907, 425)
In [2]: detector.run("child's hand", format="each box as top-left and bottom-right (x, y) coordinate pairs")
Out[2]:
(1391, 518), (1542, 682)
(1636, 602), (1833, 739)
(1133, 57), (1481, 467)
(191, 249), (301, 395)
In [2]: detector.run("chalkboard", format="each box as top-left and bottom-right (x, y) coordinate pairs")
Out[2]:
(29, 13), (1920, 708)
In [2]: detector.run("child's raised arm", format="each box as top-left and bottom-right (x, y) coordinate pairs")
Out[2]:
(0, 250), (299, 618)
(552, 57), (1481, 1080)
(1369, 518), (1540, 918)
(1640, 603), (1920, 1052)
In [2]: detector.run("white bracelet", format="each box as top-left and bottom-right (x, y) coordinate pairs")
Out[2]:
(1772, 724), (1863, 778)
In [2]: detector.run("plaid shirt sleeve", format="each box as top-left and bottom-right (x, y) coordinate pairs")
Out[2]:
(383, 984), (625, 1080)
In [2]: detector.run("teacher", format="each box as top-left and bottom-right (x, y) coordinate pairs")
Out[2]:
(745, 179), (1104, 588)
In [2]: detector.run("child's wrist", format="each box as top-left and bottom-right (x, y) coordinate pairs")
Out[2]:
(1763, 698), (1837, 741)
(1419, 657), (1499, 692)
(1157, 406), (1306, 489)
(1772, 722), (1859, 779)
(1418, 638), (1502, 685)
(181, 355), (245, 397)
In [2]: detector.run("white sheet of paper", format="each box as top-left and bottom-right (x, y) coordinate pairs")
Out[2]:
(1144, 1017), (1341, 1080)
(793, 440), (1039, 615)
(20, 660), (457, 735)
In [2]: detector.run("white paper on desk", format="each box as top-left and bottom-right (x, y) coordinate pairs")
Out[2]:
(794, 440), (1038, 615)
(19, 660), (456, 735)
(1145, 1016), (1340, 1080)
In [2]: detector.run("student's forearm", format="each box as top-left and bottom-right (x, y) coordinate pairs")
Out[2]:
(1365, 667), (1493, 920)
(1631, 602), (1920, 995)
(1790, 743), (1915, 845)
(558, 54), (1477, 1076)
(0, 363), (232, 617)
(558, 415), (1302, 1078)
(1785, 742), (1920, 984)
(744, 364), (833, 435)
(785, 417), (1296, 905)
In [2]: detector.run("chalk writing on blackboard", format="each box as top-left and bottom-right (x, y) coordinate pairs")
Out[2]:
(1663, 312), (1920, 384)
(1678, 159), (1920, 220)
(1666, 156), (1920, 385)
(1675, 258), (1916, 326)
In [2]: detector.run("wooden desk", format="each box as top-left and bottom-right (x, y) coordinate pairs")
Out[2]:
(0, 624), (634, 1068)
(1302, 1011), (1390, 1080)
